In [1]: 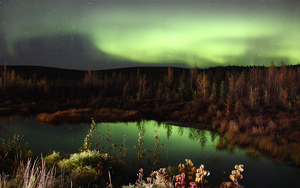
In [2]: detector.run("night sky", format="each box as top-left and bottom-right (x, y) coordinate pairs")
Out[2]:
(0, 0), (299, 70)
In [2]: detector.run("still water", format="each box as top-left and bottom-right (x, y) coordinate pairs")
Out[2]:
(1, 116), (300, 187)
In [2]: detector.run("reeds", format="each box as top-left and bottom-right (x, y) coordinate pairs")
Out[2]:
(0, 158), (57, 188)
(23, 159), (56, 188)
(0, 172), (8, 188)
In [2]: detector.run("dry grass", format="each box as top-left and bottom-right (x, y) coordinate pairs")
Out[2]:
(37, 108), (143, 124)
(37, 108), (92, 123)
(266, 120), (277, 134)
(1, 158), (58, 188)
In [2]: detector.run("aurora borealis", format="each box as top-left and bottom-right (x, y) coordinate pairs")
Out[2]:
(0, 0), (299, 70)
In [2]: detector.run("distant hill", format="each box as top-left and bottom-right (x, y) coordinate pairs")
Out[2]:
(2, 64), (299, 81)
(0, 65), (190, 80)
(0, 65), (86, 80)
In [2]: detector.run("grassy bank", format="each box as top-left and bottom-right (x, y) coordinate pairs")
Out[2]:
(37, 108), (143, 124)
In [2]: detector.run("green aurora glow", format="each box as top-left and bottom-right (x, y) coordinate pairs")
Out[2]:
(1, 1), (299, 69)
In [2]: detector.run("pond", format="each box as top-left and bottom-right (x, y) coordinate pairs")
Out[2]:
(1, 116), (300, 187)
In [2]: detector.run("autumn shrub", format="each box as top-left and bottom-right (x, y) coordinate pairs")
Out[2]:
(250, 126), (265, 135)
(236, 135), (251, 146)
(228, 121), (239, 134)
(220, 164), (244, 188)
(278, 117), (290, 131)
(122, 161), (246, 188)
(266, 120), (277, 134)
(257, 136), (276, 152)
(122, 159), (211, 188)
(237, 116), (252, 130)
(220, 121), (227, 132)
(254, 115), (265, 127)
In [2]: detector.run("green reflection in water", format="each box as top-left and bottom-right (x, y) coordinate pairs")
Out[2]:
(90, 120), (220, 170)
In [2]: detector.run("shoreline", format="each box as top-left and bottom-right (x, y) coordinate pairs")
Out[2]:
(2, 103), (300, 167)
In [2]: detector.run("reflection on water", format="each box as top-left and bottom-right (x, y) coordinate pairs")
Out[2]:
(89, 120), (219, 172)
(1, 116), (300, 187)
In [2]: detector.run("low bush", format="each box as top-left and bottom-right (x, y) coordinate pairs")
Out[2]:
(58, 150), (115, 173)
(43, 151), (61, 169)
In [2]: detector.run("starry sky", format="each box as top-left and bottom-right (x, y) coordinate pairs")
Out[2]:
(0, 0), (299, 70)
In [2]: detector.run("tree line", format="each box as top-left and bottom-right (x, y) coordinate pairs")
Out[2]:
(1, 62), (300, 120)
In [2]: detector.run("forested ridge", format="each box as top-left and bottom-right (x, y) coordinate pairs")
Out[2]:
(1, 62), (300, 143)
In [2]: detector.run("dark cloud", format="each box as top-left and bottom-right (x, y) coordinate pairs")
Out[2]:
(0, 34), (110, 70)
